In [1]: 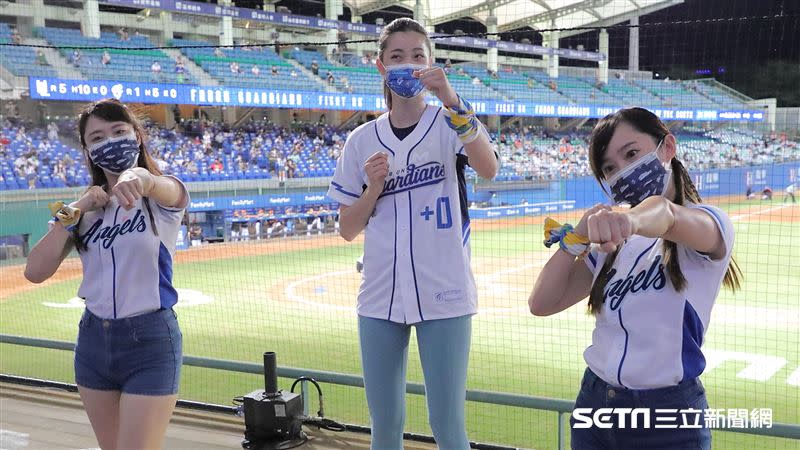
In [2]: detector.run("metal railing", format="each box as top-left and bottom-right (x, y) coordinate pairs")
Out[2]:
(1, 333), (798, 449)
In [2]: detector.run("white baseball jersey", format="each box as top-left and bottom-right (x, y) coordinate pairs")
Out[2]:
(327, 105), (481, 324)
(583, 204), (735, 389)
(76, 177), (189, 319)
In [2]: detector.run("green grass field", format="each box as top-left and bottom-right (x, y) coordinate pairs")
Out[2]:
(1, 200), (798, 449)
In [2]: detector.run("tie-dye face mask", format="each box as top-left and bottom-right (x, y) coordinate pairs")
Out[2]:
(384, 64), (427, 98)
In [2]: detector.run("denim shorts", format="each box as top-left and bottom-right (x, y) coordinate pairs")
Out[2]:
(570, 367), (711, 450)
(74, 308), (183, 396)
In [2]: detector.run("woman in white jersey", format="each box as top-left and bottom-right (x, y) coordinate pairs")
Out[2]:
(25, 98), (189, 450)
(529, 107), (741, 449)
(327, 18), (497, 449)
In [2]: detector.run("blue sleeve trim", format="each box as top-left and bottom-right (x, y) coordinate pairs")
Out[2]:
(330, 181), (360, 198)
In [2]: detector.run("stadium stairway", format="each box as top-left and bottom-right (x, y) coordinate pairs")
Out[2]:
(286, 58), (337, 93)
(24, 37), (84, 80)
(162, 48), (220, 86)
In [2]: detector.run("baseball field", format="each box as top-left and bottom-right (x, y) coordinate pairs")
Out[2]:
(1, 198), (797, 449)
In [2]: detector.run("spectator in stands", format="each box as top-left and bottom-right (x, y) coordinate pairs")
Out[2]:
(186, 159), (198, 174)
(52, 160), (66, 184)
(288, 153), (300, 175)
(277, 154), (287, 181)
(326, 70), (335, 84)
(213, 47), (224, 58)
(117, 27), (129, 41)
(271, 31), (280, 54)
(26, 98), (188, 449)
(150, 60), (162, 81)
(784, 183), (797, 203)
(472, 76), (481, 85)
(11, 27), (22, 45)
(101, 50), (112, 66)
(491, 70), (500, 80)
(13, 153), (26, 178)
(36, 50), (49, 66)
(251, 65), (260, 76)
(271, 65), (278, 75)
(361, 53), (370, 65)
(175, 61), (186, 84)
(444, 58), (452, 72)
(615, 72), (625, 80)
(230, 61), (241, 74)
(71, 49), (82, 67)
(548, 80), (557, 90)
(47, 122), (59, 141)
(267, 148), (279, 174)
(290, 69), (298, 78)
(210, 158), (223, 173)
(328, 142), (341, 160)
(310, 60), (320, 76)
(527, 78), (535, 89)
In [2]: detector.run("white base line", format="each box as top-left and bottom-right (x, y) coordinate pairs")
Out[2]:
(730, 204), (791, 221)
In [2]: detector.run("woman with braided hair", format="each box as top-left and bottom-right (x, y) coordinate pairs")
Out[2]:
(529, 107), (741, 449)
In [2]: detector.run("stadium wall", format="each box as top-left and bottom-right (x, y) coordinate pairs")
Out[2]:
(1, 162), (798, 256)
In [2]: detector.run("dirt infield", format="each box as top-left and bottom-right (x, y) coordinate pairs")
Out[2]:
(0, 235), (362, 301)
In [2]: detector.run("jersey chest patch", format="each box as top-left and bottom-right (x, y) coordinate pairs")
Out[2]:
(379, 161), (446, 198)
(81, 209), (148, 249)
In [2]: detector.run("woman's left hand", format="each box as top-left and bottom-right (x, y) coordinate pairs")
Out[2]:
(113, 168), (154, 210)
(586, 208), (638, 253)
(414, 67), (459, 108)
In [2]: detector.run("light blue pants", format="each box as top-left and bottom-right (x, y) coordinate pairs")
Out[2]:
(358, 314), (472, 450)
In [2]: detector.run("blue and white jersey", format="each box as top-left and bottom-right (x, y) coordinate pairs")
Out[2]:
(77, 177), (189, 319)
(583, 204), (735, 389)
(327, 105), (481, 324)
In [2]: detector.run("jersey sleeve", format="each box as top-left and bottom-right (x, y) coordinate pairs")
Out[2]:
(683, 204), (735, 264)
(583, 247), (608, 279)
(327, 135), (364, 206)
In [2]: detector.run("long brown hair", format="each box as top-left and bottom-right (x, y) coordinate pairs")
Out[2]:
(586, 107), (742, 314)
(377, 18), (432, 110)
(73, 98), (162, 251)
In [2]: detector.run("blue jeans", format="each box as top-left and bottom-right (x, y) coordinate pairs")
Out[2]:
(74, 308), (183, 396)
(359, 315), (472, 450)
(570, 368), (711, 450)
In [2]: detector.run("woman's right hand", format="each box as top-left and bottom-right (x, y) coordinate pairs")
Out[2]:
(575, 203), (612, 237)
(364, 152), (389, 188)
(75, 186), (110, 212)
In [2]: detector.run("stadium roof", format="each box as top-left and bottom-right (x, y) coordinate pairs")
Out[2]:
(344, 0), (683, 38)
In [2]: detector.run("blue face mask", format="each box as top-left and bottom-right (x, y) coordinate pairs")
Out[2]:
(604, 141), (671, 206)
(385, 64), (427, 98)
(88, 132), (140, 175)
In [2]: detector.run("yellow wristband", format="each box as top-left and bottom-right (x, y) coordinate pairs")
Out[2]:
(48, 201), (82, 228)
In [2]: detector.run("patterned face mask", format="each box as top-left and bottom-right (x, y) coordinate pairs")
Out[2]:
(88, 132), (140, 175)
(604, 140), (671, 207)
(384, 64), (427, 98)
